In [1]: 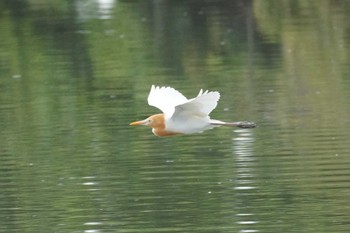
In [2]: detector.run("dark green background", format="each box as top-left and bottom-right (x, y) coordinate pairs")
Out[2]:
(1, 1), (350, 232)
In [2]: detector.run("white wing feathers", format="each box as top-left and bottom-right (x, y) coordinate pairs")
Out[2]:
(174, 90), (220, 119)
(147, 85), (220, 120)
(147, 85), (188, 117)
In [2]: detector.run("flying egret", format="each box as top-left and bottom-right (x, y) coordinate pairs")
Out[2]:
(130, 85), (256, 137)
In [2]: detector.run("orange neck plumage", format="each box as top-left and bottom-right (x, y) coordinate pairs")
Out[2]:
(148, 114), (181, 137)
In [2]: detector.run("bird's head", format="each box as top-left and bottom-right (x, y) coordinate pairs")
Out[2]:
(130, 113), (165, 129)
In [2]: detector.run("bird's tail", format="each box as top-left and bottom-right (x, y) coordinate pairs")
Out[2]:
(210, 120), (256, 128)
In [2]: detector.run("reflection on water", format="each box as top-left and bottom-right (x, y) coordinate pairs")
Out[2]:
(233, 129), (258, 233)
(1, 0), (350, 232)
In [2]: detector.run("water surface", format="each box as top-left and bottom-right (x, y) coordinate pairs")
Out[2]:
(1, 1), (350, 232)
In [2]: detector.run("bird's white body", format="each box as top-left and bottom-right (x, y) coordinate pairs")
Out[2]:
(148, 85), (223, 134)
(130, 85), (255, 136)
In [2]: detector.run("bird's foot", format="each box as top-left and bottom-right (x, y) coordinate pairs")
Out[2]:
(236, 121), (257, 128)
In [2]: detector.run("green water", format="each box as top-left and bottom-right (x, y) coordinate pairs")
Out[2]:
(1, 1), (350, 232)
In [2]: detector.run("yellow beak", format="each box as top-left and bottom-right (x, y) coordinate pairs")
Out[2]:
(129, 119), (148, 126)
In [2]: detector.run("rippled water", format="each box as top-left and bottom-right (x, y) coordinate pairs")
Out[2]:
(1, 1), (350, 232)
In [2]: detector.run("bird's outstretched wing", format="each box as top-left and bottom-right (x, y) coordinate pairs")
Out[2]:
(172, 89), (220, 119)
(147, 85), (188, 117)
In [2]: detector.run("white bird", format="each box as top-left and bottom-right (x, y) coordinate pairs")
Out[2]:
(130, 85), (256, 137)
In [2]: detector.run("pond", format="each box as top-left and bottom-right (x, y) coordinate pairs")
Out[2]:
(1, 0), (350, 232)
